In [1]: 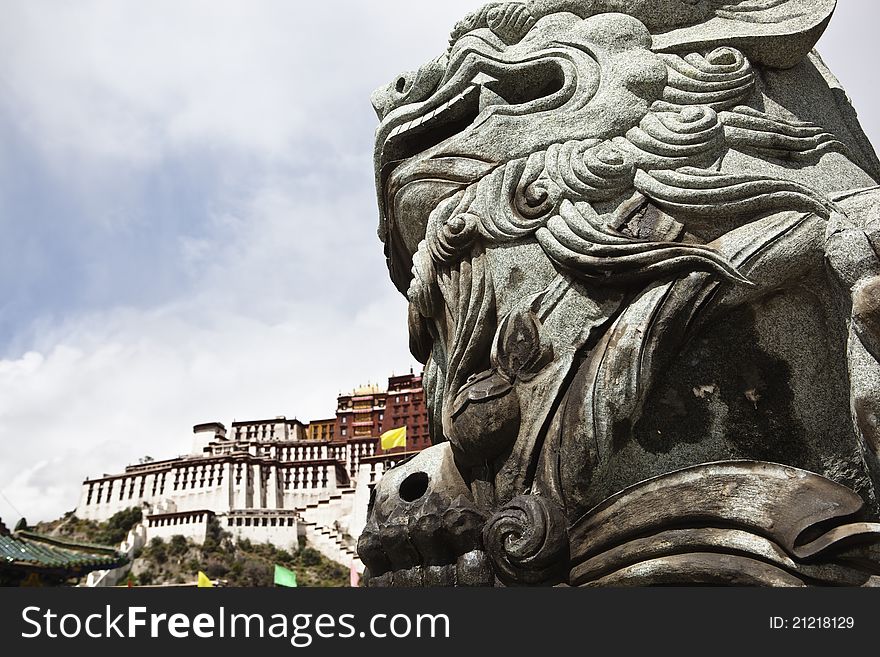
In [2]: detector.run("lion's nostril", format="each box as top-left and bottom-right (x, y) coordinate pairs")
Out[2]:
(399, 471), (429, 502)
(395, 76), (407, 94)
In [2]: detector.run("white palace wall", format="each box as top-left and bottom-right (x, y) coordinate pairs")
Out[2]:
(147, 510), (214, 545)
(223, 510), (299, 550)
(73, 422), (387, 569)
(76, 449), (348, 524)
(76, 462), (234, 522)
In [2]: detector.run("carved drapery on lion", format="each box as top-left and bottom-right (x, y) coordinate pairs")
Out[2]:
(359, 0), (880, 586)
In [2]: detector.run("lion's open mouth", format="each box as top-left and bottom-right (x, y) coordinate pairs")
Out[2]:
(373, 53), (581, 293)
(378, 57), (570, 188)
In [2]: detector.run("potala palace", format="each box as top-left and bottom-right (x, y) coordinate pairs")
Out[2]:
(73, 371), (426, 582)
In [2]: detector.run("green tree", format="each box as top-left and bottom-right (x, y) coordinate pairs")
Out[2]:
(95, 507), (143, 546)
(202, 515), (225, 553)
(146, 537), (167, 564)
(168, 535), (188, 557)
(299, 547), (321, 567)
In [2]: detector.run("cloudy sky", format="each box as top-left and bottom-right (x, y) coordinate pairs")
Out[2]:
(0, 1), (878, 524)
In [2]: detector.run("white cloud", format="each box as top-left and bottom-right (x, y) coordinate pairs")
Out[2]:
(0, 0), (483, 522)
(0, 290), (413, 522)
(818, 3), (880, 149)
(0, 0), (480, 169)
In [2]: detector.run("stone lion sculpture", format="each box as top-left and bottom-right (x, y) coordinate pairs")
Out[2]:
(358, 0), (880, 586)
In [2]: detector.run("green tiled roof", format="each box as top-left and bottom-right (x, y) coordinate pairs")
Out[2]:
(0, 531), (127, 574)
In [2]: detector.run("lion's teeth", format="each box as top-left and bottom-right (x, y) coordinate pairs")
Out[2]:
(389, 86), (477, 140)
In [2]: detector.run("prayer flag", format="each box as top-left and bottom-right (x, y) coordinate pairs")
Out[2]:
(350, 562), (360, 588)
(380, 426), (407, 450)
(274, 564), (298, 588)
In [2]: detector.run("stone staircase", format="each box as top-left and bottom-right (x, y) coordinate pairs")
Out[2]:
(81, 517), (148, 587)
(295, 487), (363, 573)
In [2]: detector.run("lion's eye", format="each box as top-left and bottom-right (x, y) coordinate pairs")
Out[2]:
(396, 55), (447, 105)
(373, 55), (449, 121)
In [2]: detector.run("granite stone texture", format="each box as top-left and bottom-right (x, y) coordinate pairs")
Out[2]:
(359, 0), (880, 586)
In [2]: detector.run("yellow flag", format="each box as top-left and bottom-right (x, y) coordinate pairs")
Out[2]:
(380, 426), (407, 450)
(197, 571), (213, 588)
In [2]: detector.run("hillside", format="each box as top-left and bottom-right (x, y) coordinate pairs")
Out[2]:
(34, 508), (143, 546)
(31, 509), (349, 587)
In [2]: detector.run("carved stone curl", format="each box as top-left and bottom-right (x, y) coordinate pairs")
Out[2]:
(483, 495), (569, 586)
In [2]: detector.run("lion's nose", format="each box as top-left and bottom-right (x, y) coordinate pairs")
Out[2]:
(371, 70), (417, 121)
(371, 80), (400, 121)
(372, 56), (447, 122)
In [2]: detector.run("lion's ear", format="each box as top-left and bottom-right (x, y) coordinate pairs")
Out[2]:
(652, 0), (837, 69)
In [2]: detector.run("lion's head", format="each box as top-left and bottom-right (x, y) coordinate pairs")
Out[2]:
(361, 0), (880, 587)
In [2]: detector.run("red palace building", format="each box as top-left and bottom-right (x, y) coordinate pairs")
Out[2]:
(333, 370), (429, 456)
